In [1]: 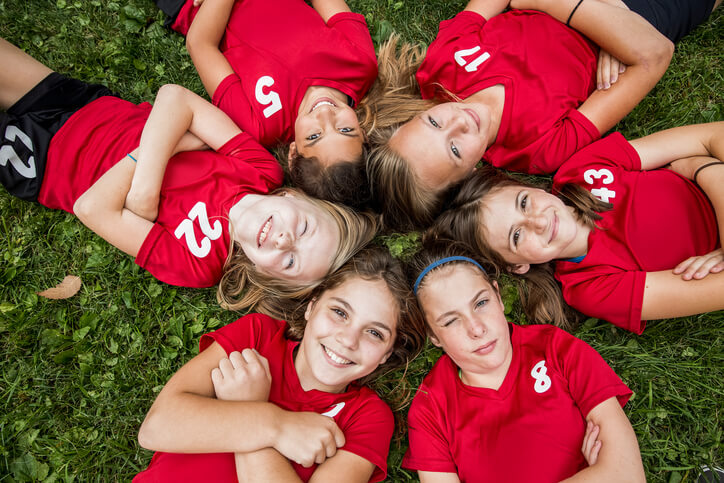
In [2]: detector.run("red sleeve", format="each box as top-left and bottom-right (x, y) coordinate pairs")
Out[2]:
(550, 328), (632, 416)
(219, 132), (284, 186)
(557, 266), (647, 334)
(212, 74), (264, 141)
(402, 387), (457, 473)
(326, 11), (376, 63)
(338, 392), (394, 483)
(199, 313), (284, 354)
(490, 108), (601, 174)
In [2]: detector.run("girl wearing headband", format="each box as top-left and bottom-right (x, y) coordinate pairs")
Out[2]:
(403, 241), (644, 481)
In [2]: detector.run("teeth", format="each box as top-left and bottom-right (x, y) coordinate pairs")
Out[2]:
(324, 346), (352, 365)
(258, 218), (272, 247)
(312, 100), (335, 111)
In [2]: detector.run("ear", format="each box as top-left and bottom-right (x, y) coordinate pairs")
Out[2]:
(380, 349), (393, 365)
(492, 280), (503, 304)
(511, 263), (530, 275)
(287, 142), (297, 164)
(304, 298), (317, 321)
(428, 333), (442, 348)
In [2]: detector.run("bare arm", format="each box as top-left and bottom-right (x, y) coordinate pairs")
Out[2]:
(124, 84), (242, 221)
(73, 152), (153, 257)
(561, 397), (644, 483)
(310, 0), (351, 23)
(642, 270), (724, 319)
(418, 471), (461, 483)
(185, 0), (235, 97)
(513, 0), (673, 134)
(138, 342), (345, 460)
(463, 0), (510, 20)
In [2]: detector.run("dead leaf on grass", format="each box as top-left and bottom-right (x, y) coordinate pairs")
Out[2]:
(37, 275), (82, 300)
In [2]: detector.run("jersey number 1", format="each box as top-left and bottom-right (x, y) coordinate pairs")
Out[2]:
(174, 202), (223, 258)
(255, 76), (283, 118)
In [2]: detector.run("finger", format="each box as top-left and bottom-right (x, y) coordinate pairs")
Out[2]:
(601, 54), (611, 89)
(590, 440), (602, 465)
(682, 256), (711, 280)
(218, 357), (234, 378)
(620, 63), (627, 74)
(240, 347), (258, 365)
(597, 52), (604, 90)
(673, 256), (697, 275)
(255, 350), (272, 380)
(333, 425), (346, 448)
(228, 351), (245, 369)
(694, 256), (724, 279)
(211, 367), (223, 388)
(609, 58), (620, 85)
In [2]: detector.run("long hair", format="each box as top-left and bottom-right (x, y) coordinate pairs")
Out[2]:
(286, 246), (427, 393)
(217, 188), (379, 319)
(428, 165), (611, 330)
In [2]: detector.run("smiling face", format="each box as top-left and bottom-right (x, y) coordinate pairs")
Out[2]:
(389, 102), (491, 191)
(479, 185), (589, 269)
(417, 264), (512, 389)
(292, 87), (364, 168)
(295, 277), (399, 393)
(232, 193), (340, 284)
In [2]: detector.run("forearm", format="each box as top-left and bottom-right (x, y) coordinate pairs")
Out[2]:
(310, 0), (351, 23)
(464, 0), (510, 20)
(139, 394), (283, 453)
(186, 0), (234, 52)
(696, 162), (724, 243)
(236, 449), (302, 483)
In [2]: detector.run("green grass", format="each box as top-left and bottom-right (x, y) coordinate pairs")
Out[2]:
(0, 1), (722, 481)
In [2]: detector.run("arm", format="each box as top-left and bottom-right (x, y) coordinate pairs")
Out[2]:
(642, 270), (724, 319)
(310, 0), (351, 23)
(124, 84), (242, 221)
(513, 0), (673, 134)
(463, 0), (510, 20)
(185, 0), (235, 97)
(418, 471), (461, 483)
(138, 341), (344, 458)
(561, 397), (644, 483)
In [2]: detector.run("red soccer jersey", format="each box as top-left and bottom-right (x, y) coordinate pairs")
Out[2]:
(416, 9), (599, 174)
(39, 96), (284, 287)
(172, 0), (378, 147)
(134, 314), (393, 483)
(553, 133), (718, 333)
(402, 324), (631, 482)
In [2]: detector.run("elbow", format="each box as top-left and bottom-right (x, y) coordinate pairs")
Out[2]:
(73, 191), (95, 227)
(137, 409), (164, 451)
(638, 36), (674, 75)
(156, 83), (188, 106)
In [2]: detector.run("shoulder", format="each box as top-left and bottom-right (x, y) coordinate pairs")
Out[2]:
(199, 313), (287, 353)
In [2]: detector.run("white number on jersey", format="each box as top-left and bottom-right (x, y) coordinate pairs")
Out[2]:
(0, 125), (37, 178)
(174, 201), (223, 258)
(583, 168), (616, 203)
(531, 360), (552, 394)
(255, 76), (283, 118)
(454, 46), (491, 72)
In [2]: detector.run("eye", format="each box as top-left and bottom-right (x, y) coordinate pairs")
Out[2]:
(513, 229), (521, 247)
(367, 328), (385, 340)
(331, 307), (347, 319)
(339, 127), (354, 133)
(475, 298), (488, 309)
(306, 133), (320, 141)
(285, 254), (295, 269)
(299, 220), (308, 237)
(443, 317), (457, 327)
(451, 143), (461, 158)
(428, 116), (440, 128)
(520, 194), (528, 210)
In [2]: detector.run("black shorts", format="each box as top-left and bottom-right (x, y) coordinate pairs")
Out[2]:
(622, 0), (716, 42)
(0, 73), (115, 201)
(155, 0), (186, 27)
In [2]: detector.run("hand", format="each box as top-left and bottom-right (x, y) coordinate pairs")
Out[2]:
(211, 349), (272, 402)
(582, 420), (602, 466)
(673, 249), (724, 280)
(597, 49), (626, 90)
(273, 411), (346, 467)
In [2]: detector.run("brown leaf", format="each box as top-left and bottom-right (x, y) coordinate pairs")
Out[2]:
(37, 275), (82, 300)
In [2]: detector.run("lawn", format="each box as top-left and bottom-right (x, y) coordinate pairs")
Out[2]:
(0, 1), (722, 481)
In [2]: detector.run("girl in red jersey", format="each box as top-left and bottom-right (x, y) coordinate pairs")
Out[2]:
(403, 241), (644, 482)
(134, 247), (426, 482)
(430, 122), (724, 332)
(365, 0), (687, 230)
(156, 0), (379, 207)
(0, 38), (377, 313)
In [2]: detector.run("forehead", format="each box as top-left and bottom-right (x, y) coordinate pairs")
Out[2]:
(320, 277), (400, 327)
(390, 120), (454, 191)
(299, 133), (363, 168)
(419, 264), (491, 310)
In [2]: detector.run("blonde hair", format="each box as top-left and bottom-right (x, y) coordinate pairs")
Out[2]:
(217, 188), (379, 319)
(358, 34), (451, 231)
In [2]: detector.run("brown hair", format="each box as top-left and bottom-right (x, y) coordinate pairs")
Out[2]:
(217, 188), (379, 319)
(287, 143), (372, 210)
(286, 246), (427, 390)
(428, 165), (612, 330)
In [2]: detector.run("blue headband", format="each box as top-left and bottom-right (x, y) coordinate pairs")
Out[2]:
(413, 256), (486, 295)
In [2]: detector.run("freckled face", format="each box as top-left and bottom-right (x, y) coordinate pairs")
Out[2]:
(389, 102), (492, 191)
(295, 277), (399, 393)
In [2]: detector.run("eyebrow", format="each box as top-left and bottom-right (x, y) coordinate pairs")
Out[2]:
(508, 192), (521, 249)
(330, 297), (354, 315)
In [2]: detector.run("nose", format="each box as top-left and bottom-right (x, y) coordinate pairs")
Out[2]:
(274, 230), (294, 250)
(466, 317), (486, 339)
(449, 112), (469, 133)
(526, 212), (547, 233)
(335, 326), (360, 350)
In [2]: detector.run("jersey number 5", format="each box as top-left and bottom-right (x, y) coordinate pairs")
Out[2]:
(174, 202), (223, 258)
(454, 46), (491, 72)
(583, 168), (617, 203)
(255, 76), (283, 118)
(0, 125), (37, 179)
